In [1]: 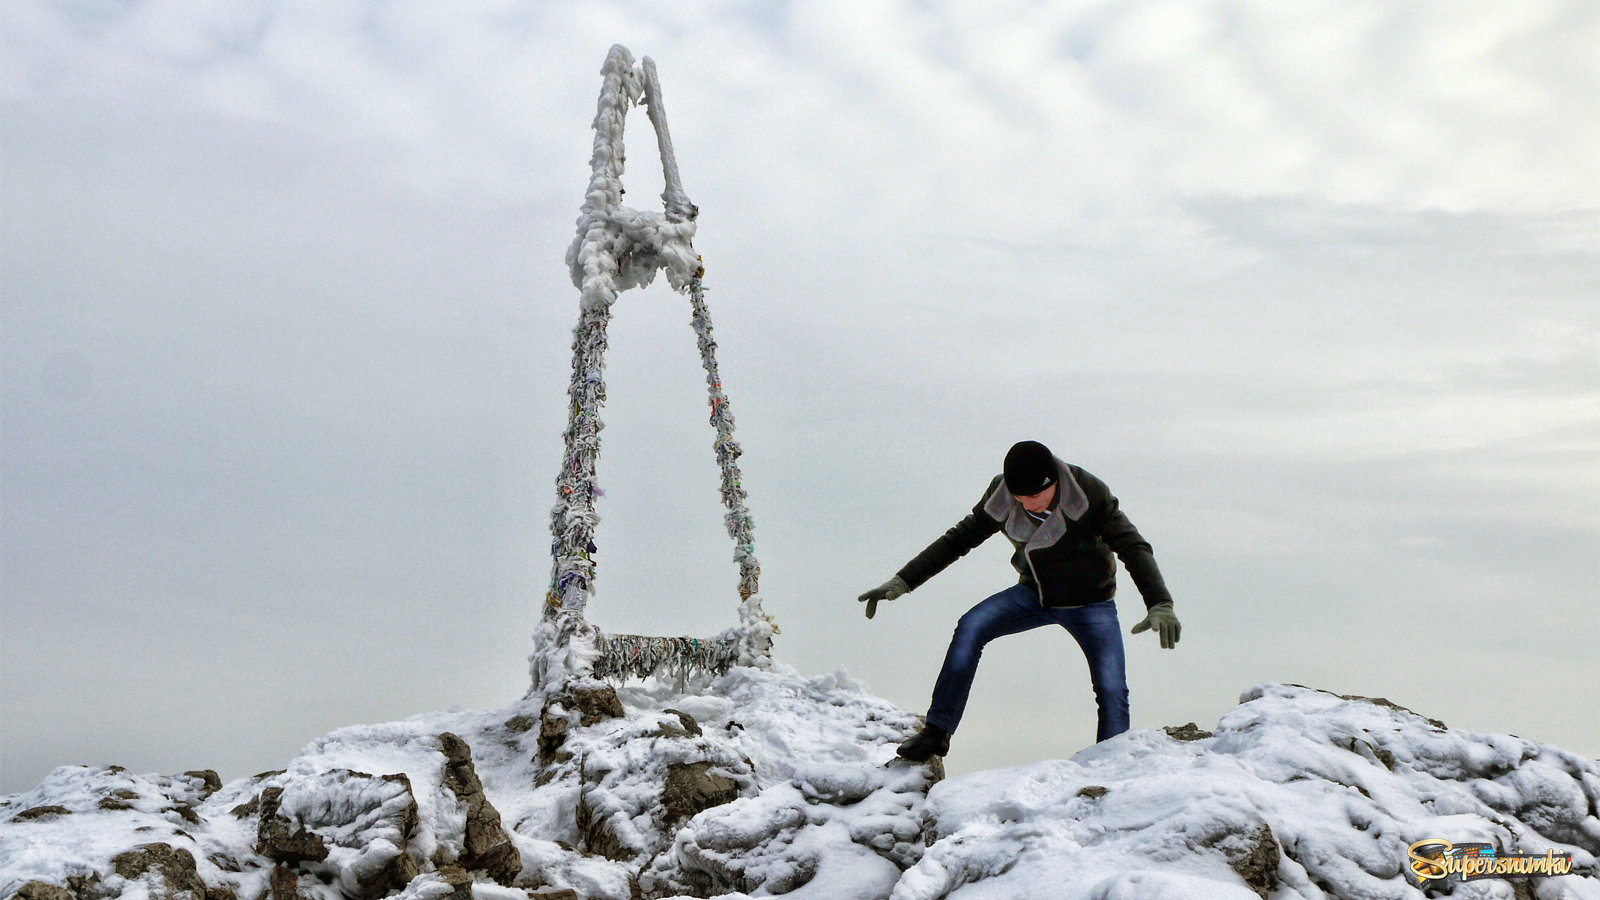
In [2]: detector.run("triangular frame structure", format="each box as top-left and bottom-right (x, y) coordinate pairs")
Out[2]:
(530, 45), (775, 693)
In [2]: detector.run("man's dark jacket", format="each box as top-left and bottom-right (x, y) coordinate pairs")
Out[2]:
(896, 458), (1172, 610)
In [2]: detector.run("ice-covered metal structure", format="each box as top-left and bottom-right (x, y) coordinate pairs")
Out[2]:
(530, 46), (774, 692)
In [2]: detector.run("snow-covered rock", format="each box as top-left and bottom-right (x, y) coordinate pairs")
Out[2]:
(4, 676), (1596, 900)
(897, 683), (1599, 900)
(1, 665), (933, 900)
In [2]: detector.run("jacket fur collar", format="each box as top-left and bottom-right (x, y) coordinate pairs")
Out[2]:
(981, 457), (1089, 550)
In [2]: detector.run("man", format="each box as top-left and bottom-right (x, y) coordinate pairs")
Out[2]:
(859, 440), (1181, 761)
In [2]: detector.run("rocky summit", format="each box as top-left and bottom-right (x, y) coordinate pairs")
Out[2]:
(2, 672), (1597, 899)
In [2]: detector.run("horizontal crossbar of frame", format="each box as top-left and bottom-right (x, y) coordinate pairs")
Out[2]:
(591, 632), (742, 682)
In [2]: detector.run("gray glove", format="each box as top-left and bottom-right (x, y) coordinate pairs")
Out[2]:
(858, 576), (909, 619)
(1130, 601), (1181, 649)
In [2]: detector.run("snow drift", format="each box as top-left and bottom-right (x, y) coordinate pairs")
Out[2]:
(3, 671), (1596, 899)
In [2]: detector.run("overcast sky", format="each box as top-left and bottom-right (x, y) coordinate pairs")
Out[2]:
(3, 1), (1596, 795)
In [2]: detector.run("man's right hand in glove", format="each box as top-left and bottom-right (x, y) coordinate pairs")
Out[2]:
(858, 576), (909, 619)
(1130, 601), (1181, 649)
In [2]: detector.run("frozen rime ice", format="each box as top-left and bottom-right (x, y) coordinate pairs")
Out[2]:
(4, 678), (1597, 899)
(564, 47), (699, 304)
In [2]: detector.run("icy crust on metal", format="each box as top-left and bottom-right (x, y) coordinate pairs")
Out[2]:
(534, 46), (772, 694)
(564, 48), (700, 303)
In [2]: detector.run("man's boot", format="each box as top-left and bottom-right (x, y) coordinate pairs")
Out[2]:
(896, 723), (950, 761)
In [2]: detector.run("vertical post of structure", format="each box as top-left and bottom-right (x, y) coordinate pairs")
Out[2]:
(686, 277), (772, 668)
(531, 46), (640, 690)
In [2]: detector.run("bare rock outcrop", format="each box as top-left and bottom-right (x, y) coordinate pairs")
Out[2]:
(437, 732), (521, 886)
(110, 843), (209, 900)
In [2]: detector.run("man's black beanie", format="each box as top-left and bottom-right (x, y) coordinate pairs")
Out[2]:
(1004, 440), (1058, 496)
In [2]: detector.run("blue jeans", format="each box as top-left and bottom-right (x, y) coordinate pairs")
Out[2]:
(925, 583), (1130, 742)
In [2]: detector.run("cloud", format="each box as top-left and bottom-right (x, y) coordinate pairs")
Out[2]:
(7, 0), (1594, 218)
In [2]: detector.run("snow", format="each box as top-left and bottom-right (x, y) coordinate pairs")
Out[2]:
(893, 683), (1599, 900)
(4, 676), (1597, 899)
